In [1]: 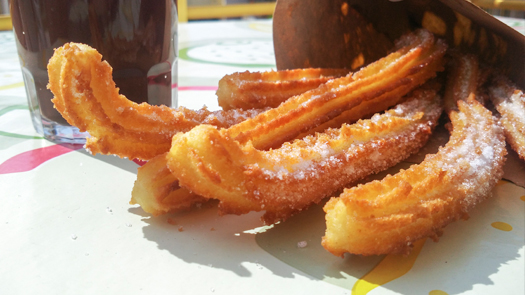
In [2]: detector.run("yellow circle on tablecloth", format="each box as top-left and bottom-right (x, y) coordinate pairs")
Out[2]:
(491, 221), (513, 231)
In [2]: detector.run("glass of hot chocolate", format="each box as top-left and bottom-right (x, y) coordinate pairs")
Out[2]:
(10, 0), (178, 143)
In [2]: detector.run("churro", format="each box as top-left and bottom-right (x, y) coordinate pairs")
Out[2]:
(48, 43), (266, 160)
(488, 76), (525, 160)
(166, 29), (447, 223)
(322, 55), (507, 256)
(217, 68), (350, 110)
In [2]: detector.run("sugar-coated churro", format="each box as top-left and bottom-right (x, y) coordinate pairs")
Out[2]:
(322, 55), (507, 256)
(488, 76), (525, 160)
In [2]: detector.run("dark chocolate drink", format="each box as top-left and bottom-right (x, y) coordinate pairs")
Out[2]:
(10, 0), (177, 141)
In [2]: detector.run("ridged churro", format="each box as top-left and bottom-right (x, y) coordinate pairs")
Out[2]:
(322, 55), (507, 256)
(130, 29), (446, 218)
(48, 43), (266, 161)
(166, 29), (447, 223)
(488, 76), (525, 160)
(130, 153), (206, 215)
(217, 68), (350, 110)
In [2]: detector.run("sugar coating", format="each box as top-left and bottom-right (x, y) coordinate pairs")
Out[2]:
(253, 91), (441, 182)
(489, 79), (525, 160)
(323, 97), (507, 256)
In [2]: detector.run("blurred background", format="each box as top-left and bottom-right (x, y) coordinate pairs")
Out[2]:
(0, 0), (277, 27)
(1, 0), (524, 29)
(177, 0), (276, 22)
(472, 0), (525, 18)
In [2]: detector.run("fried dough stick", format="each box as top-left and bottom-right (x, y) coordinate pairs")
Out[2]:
(133, 67), (356, 213)
(131, 29), (446, 217)
(217, 68), (350, 110)
(488, 76), (525, 160)
(131, 154), (206, 215)
(165, 29), (447, 223)
(224, 29), (446, 150)
(322, 54), (507, 256)
(48, 43), (265, 160)
(48, 44), (352, 160)
(133, 83), (443, 217)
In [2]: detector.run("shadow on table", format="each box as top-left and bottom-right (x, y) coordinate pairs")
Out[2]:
(128, 160), (523, 293)
(131, 202), (302, 278)
(385, 185), (524, 295)
(71, 138), (523, 293)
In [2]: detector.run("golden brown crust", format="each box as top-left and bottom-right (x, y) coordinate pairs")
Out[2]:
(488, 76), (525, 161)
(165, 29), (447, 224)
(225, 29), (446, 150)
(217, 68), (350, 110)
(298, 39), (446, 137)
(130, 153), (207, 216)
(322, 55), (507, 256)
(168, 85), (443, 224)
(48, 43), (265, 160)
(128, 29), (445, 219)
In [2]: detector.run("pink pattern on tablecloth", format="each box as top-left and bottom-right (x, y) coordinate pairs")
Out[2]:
(0, 144), (82, 174)
(172, 84), (219, 91)
(132, 159), (147, 166)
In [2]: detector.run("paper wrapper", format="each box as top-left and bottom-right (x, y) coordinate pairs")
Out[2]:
(272, 0), (525, 187)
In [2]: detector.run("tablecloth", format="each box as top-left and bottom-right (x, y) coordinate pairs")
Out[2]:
(1, 18), (524, 295)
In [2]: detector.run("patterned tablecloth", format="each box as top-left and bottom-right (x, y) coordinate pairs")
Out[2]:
(0, 18), (524, 295)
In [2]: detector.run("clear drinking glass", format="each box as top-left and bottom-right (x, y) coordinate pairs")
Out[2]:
(10, 0), (178, 143)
